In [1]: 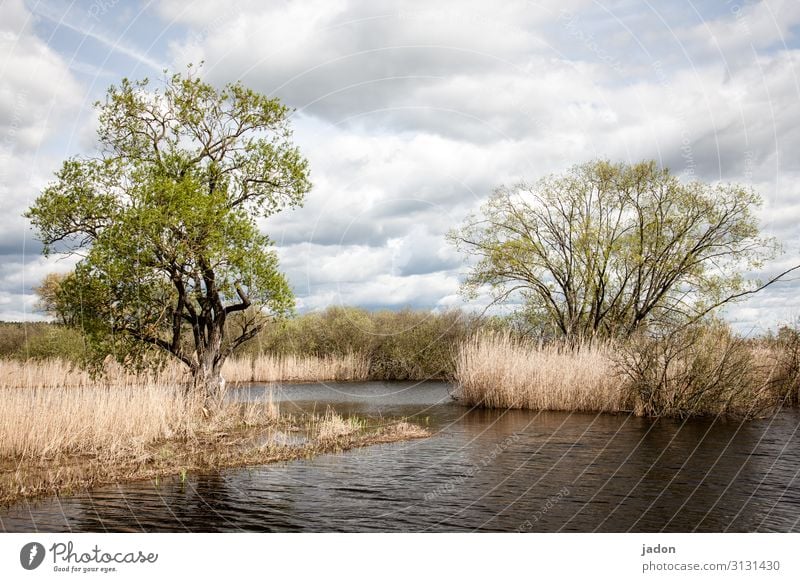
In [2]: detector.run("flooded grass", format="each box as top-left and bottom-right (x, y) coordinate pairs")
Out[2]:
(0, 373), (427, 506)
(454, 331), (799, 418)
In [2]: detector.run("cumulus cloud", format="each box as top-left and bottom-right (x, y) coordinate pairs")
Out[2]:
(2, 0), (799, 329)
(152, 0), (800, 327)
(0, 0), (86, 320)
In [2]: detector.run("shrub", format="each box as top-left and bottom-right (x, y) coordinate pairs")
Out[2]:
(617, 322), (778, 418)
(246, 307), (486, 380)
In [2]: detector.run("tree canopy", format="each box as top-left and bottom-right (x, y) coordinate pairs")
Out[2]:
(449, 159), (786, 340)
(26, 67), (311, 395)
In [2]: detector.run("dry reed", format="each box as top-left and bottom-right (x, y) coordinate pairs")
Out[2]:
(0, 351), (369, 391)
(0, 357), (426, 505)
(0, 381), (280, 463)
(222, 352), (370, 383)
(455, 330), (795, 418)
(453, 333), (629, 412)
(0, 358), (189, 389)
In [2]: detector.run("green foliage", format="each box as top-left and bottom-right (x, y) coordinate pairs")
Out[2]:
(449, 159), (779, 340)
(367, 310), (477, 380)
(18, 326), (87, 362)
(25, 66), (311, 391)
(243, 307), (492, 380)
(34, 273), (71, 325)
(0, 322), (86, 362)
(0, 323), (45, 358)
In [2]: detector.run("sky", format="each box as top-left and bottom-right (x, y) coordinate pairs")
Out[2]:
(0, 0), (799, 334)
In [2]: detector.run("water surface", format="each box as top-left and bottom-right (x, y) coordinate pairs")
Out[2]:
(2, 381), (799, 532)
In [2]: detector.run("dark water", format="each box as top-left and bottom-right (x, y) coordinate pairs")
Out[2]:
(2, 381), (799, 532)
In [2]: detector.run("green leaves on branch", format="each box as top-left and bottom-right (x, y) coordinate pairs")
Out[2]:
(448, 159), (781, 340)
(25, 66), (311, 391)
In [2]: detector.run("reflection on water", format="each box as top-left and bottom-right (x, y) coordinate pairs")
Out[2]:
(2, 381), (799, 532)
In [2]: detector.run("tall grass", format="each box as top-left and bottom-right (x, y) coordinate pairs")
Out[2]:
(454, 333), (629, 413)
(0, 365), (427, 504)
(222, 352), (370, 384)
(0, 351), (369, 390)
(0, 358), (188, 389)
(455, 326), (799, 418)
(0, 381), (279, 463)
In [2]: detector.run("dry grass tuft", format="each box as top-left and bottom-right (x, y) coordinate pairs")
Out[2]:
(377, 421), (430, 440)
(314, 408), (362, 440)
(454, 332), (629, 413)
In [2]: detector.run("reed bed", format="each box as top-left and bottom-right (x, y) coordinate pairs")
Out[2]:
(0, 352), (369, 391)
(222, 352), (370, 383)
(0, 366), (426, 505)
(454, 333), (629, 413)
(0, 381), (278, 463)
(0, 352), (370, 463)
(0, 358), (188, 389)
(454, 330), (798, 418)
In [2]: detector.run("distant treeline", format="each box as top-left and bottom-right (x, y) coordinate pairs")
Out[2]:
(233, 307), (501, 381)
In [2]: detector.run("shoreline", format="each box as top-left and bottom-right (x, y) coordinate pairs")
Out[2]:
(0, 415), (429, 507)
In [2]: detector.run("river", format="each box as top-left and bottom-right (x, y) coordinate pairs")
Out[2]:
(2, 381), (799, 532)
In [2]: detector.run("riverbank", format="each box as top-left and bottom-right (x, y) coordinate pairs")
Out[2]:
(454, 330), (799, 418)
(0, 380), (428, 506)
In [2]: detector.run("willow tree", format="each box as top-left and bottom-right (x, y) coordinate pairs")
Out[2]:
(26, 68), (311, 397)
(449, 160), (789, 340)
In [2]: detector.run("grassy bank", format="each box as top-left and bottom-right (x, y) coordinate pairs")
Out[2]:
(0, 373), (427, 505)
(454, 328), (800, 418)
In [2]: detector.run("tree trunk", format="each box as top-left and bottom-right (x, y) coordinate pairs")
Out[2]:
(192, 342), (226, 402)
(193, 362), (225, 400)
(186, 308), (230, 402)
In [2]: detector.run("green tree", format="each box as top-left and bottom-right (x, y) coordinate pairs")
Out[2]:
(26, 67), (311, 397)
(34, 273), (71, 325)
(449, 159), (794, 340)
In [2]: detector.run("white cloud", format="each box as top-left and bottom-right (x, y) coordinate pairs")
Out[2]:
(2, 0), (800, 328)
(0, 0), (87, 320)
(151, 0), (800, 325)
(0, 0), (84, 151)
